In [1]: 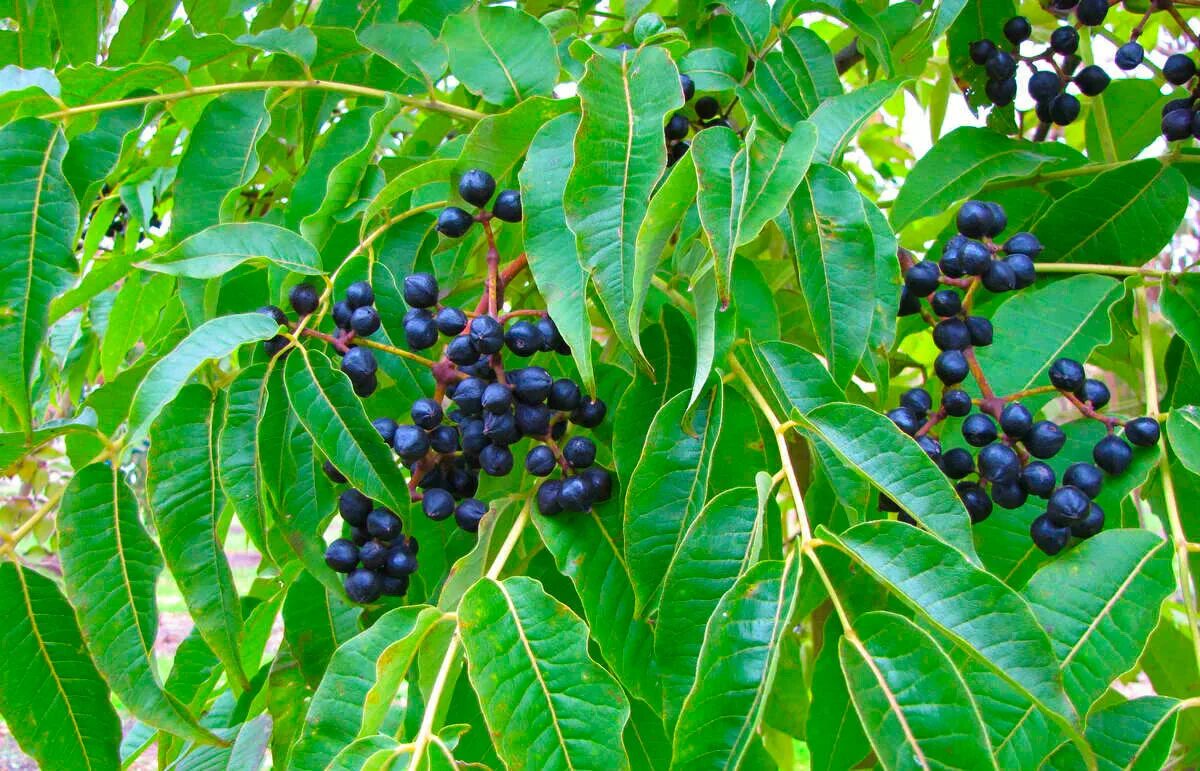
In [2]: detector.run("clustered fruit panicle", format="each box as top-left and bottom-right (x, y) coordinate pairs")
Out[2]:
(259, 168), (612, 604)
(888, 200), (1161, 555)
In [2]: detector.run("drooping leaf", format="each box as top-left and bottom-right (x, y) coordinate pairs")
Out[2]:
(0, 561), (122, 771)
(0, 118), (77, 436)
(218, 363), (279, 566)
(564, 46), (683, 365)
(459, 576), (631, 771)
(633, 150), (698, 340)
(100, 270), (174, 380)
(146, 223), (323, 279)
(1168, 405), (1200, 475)
(59, 462), (219, 745)
(839, 611), (995, 771)
(670, 559), (798, 770)
(147, 384), (247, 689)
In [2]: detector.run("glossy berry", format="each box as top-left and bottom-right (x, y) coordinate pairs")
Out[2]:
(339, 489), (373, 526)
(1049, 358), (1085, 392)
(411, 397), (443, 430)
(1163, 54), (1196, 86)
(505, 321), (544, 357)
(984, 51), (1016, 82)
(1000, 403), (1033, 439)
(437, 207), (473, 237)
(514, 403), (551, 437)
(1003, 232), (1043, 257)
(935, 350), (969, 385)
(581, 468), (613, 502)
(1003, 15), (1031, 44)
(665, 113), (690, 141)
(536, 317), (565, 352)
(345, 569), (382, 603)
(1124, 417), (1160, 447)
(563, 436), (597, 468)
(943, 448), (975, 479)
(1006, 254), (1036, 289)
(372, 417), (399, 445)
(460, 419), (487, 455)
(1048, 485), (1090, 525)
(695, 96), (720, 120)
(1115, 42), (1144, 70)
(423, 488), (455, 521)
(332, 301), (353, 330)
(1049, 26), (1079, 55)
(436, 307), (468, 336)
(1071, 503), (1105, 539)
(917, 435), (942, 464)
(680, 74), (696, 101)
(978, 443), (1020, 483)
(481, 383), (512, 414)
(960, 240), (991, 276)
(905, 261), (940, 295)
(405, 315), (438, 350)
(455, 498), (487, 532)
(459, 169), (496, 207)
(1021, 461), (1057, 497)
(358, 541), (388, 570)
(324, 539), (359, 573)
(559, 476), (593, 512)
(483, 412), (518, 445)
(1063, 462), (1104, 499)
(429, 425), (459, 454)
(1028, 71), (1061, 103)
(342, 347), (377, 381)
(403, 273), (438, 308)
(346, 281), (374, 309)
(966, 316), (994, 347)
(956, 201), (994, 239)
(1050, 94), (1081, 126)
(1076, 0), (1107, 24)
(452, 378), (486, 415)
(480, 444), (514, 476)
(940, 238), (966, 278)
(1093, 435), (1133, 475)
(549, 379), (583, 412)
(446, 335), (478, 365)
(392, 425), (430, 462)
(348, 306), (379, 336)
(942, 389), (973, 418)
(1074, 65), (1110, 97)
(492, 190), (522, 222)
(380, 574), (409, 597)
(469, 315), (504, 355)
(1076, 379), (1110, 409)
(970, 39), (997, 65)
(933, 318), (971, 351)
(289, 283), (319, 315)
(367, 508), (402, 541)
(888, 407), (922, 436)
(1031, 515), (1071, 555)
(992, 479), (1028, 510)
(963, 414), (998, 447)
(1163, 109), (1193, 142)
(900, 388), (933, 417)
(930, 289), (962, 317)
(986, 78), (1017, 107)
(957, 482), (993, 523)
(526, 445), (557, 476)
(982, 260), (1017, 293)
(511, 367), (554, 405)
(537, 480), (564, 516)
(1025, 420), (1066, 459)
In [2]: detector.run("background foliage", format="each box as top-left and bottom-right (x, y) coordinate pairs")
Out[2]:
(1, 0), (1199, 768)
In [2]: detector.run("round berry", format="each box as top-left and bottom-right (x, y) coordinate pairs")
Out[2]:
(984, 51), (1016, 82)
(342, 346), (378, 381)
(492, 189), (522, 222)
(1031, 514), (1071, 555)
(352, 373), (377, 398)
(1003, 15), (1031, 44)
(258, 305), (287, 326)
(978, 442), (1020, 483)
(986, 78), (1017, 107)
(1115, 41), (1144, 71)
(403, 273), (439, 309)
(965, 316), (994, 347)
(324, 539), (359, 573)
(695, 96), (720, 120)
(483, 412), (519, 445)
(1063, 462), (1104, 499)
(942, 389), (973, 417)
(345, 281), (374, 310)
(957, 482), (993, 523)
(455, 498), (487, 532)
(940, 236), (966, 278)
(935, 350), (970, 385)
(480, 444), (514, 476)
(289, 283), (319, 316)
(469, 315), (504, 355)
(1003, 232), (1043, 257)
(505, 321), (544, 357)
(680, 74), (696, 102)
(358, 541), (388, 570)
(452, 378), (487, 415)
(323, 459), (348, 484)
(423, 488), (455, 521)
(963, 413), (999, 447)
(1025, 420), (1066, 459)
(1164, 54), (1197, 86)
(1124, 417), (1160, 447)
(526, 445), (557, 476)
(1093, 434), (1133, 475)
(1021, 461), (1057, 497)
(1049, 26), (1079, 55)
(459, 169), (496, 207)
(515, 403), (551, 437)
(436, 307), (468, 336)
(960, 240), (992, 276)
(983, 260), (1017, 293)
(1050, 93), (1081, 126)
(930, 289), (963, 318)
(992, 479), (1028, 510)
(411, 397), (444, 430)
(917, 435), (942, 464)
(348, 306), (379, 337)
(1000, 402), (1033, 439)
(898, 287), (921, 316)
(559, 476), (593, 512)
(900, 388), (933, 417)
(1075, 0), (1107, 25)
(481, 383), (512, 414)
(1005, 253), (1036, 289)
(1076, 378), (1110, 409)
(904, 261), (941, 295)
(536, 316), (565, 352)
(969, 39), (997, 65)
(367, 508), (402, 541)
(581, 467), (613, 502)
(339, 489), (373, 526)
(1028, 71), (1061, 104)
(429, 425), (459, 454)
(665, 112), (690, 141)
(549, 379), (583, 412)
(1163, 109), (1193, 142)
(405, 315), (438, 350)
(446, 334), (478, 365)
(511, 367), (554, 405)
(957, 201), (995, 239)
(934, 318), (971, 351)
(1048, 357), (1086, 392)
(344, 569), (382, 603)
(943, 447), (975, 479)
(1048, 485), (1090, 525)
(1071, 502), (1105, 539)
(437, 206), (474, 237)
(563, 436), (597, 468)
(1074, 65), (1110, 97)
(392, 425), (430, 462)
(571, 397), (607, 427)
(886, 406), (922, 437)
(381, 575), (410, 597)
(332, 301), (353, 330)
(537, 480), (564, 516)
(984, 203), (1006, 237)
(372, 417), (399, 445)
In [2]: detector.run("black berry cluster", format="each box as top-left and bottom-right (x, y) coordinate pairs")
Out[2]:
(266, 168), (614, 604)
(664, 74), (732, 166)
(887, 200), (1161, 555)
(968, 2), (1200, 140)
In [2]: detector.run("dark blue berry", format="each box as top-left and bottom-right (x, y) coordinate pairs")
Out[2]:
(324, 539), (359, 573)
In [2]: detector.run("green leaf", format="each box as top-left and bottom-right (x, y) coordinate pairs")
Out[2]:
(789, 163), (878, 387)
(972, 275), (1123, 399)
(459, 576), (631, 771)
(693, 126), (749, 306)
(237, 26), (318, 65)
(48, 0), (107, 65)
(741, 121), (818, 244)
(1050, 696), (1180, 771)
(172, 91), (271, 241)
(890, 127), (1080, 230)
(634, 150), (698, 340)
(127, 311), (281, 446)
(147, 384), (247, 689)
(359, 23), (447, 84)
(1031, 160), (1188, 266)
(804, 0), (895, 73)
(1162, 274), (1200, 361)
(809, 79), (905, 163)
(59, 462), (219, 745)
(625, 386), (724, 614)
(0, 408), (98, 470)
(284, 346), (411, 514)
(218, 363), (278, 565)
(564, 46), (683, 366)
(827, 521), (1076, 724)
(290, 606), (448, 771)
(741, 340), (843, 418)
(680, 47), (746, 91)
(100, 271), (174, 380)
(282, 572), (361, 688)
(656, 487), (760, 728)
(0, 562), (122, 771)
(1085, 79), (1174, 162)
(441, 5), (558, 108)
(738, 29), (840, 135)
(1022, 530), (1173, 711)
(61, 102), (146, 204)
(839, 611), (995, 771)
(803, 402), (977, 558)
(459, 95), (574, 183)
(807, 615), (870, 771)
(670, 559), (798, 770)
(521, 113), (594, 391)
(1168, 405), (1200, 475)
(146, 223), (323, 279)
(533, 498), (658, 705)
(0, 118), (77, 436)
(362, 158), (456, 228)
